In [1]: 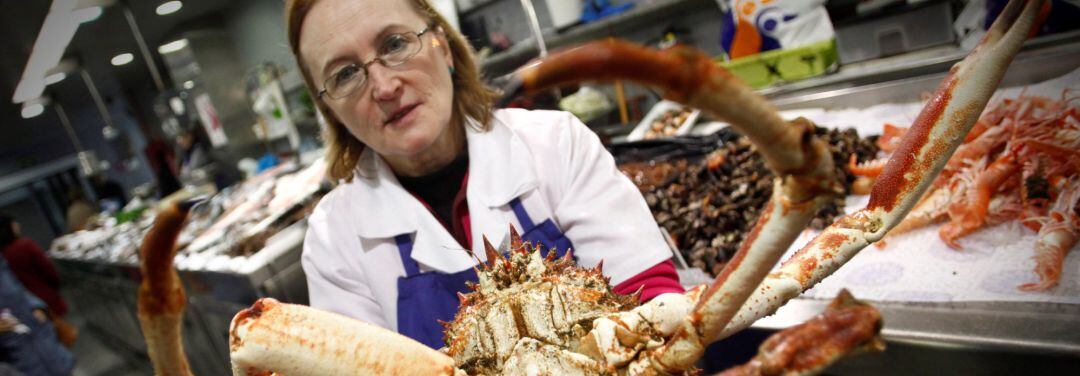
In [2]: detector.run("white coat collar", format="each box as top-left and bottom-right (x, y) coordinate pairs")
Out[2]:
(465, 113), (538, 208)
(345, 111), (537, 272)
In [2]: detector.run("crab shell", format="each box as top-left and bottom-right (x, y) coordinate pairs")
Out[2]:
(444, 234), (704, 375)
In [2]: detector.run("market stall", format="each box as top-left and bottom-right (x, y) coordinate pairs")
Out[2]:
(47, 160), (326, 373)
(4, 0), (1077, 374)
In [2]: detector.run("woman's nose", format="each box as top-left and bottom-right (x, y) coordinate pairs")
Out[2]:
(367, 64), (402, 101)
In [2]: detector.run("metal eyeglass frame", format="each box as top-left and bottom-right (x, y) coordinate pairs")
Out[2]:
(317, 26), (433, 100)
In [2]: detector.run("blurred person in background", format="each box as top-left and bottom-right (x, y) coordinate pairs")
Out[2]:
(91, 173), (127, 213)
(144, 136), (183, 197)
(0, 215), (76, 347)
(63, 190), (95, 233)
(0, 254), (75, 375)
(176, 127), (211, 181)
(175, 125), (233, 190)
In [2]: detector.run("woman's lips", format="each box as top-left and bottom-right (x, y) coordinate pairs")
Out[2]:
(384, 103), (420, 127)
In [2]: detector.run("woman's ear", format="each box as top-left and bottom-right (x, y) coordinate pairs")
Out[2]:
(434, 26), (454, 69)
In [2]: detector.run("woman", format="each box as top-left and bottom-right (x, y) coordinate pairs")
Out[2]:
(0, 216), (67, 321)
(288, 0), (683, 349)
(0, 216), (76, 348)
(0, 244), (75, 375)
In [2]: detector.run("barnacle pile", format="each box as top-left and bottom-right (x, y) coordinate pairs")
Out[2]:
(620, 127), (879, 276)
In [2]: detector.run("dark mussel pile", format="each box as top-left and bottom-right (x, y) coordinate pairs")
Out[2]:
(617, 127), (879, 276)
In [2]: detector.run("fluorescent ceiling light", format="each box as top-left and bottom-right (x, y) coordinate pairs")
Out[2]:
(111, 52), (134, 66)
(12, 0), (118, 103)
(21, 103), (45, 119)
(73, 6), (102, 23)
(158, 39), (188, 54)
(12, 0), (83, 103)
(44, 72), (67, 85)
(156, 1), (182, 15)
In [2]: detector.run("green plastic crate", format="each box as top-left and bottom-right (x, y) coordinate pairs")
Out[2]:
(717, 39), (838, 89)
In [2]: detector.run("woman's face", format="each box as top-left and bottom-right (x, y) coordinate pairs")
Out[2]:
(299, 0), (456, 161)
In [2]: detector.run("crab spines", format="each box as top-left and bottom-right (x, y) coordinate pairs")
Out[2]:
(482, 235), (501, 269)
(544, 249), (558, 262)
(509, 224), (524, 252)
(629, 285), (645, 304)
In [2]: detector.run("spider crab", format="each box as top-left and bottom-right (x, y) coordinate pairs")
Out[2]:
(136, 0), (1043, 374)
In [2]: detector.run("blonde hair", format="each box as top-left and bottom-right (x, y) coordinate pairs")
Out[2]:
(286, 0), (498, 182)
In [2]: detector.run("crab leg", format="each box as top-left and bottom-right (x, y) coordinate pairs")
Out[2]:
(716, 0), (1044, 339)
(510, 37), (840, 371)
(719, 290), (884, 376)
(230, 298), (458, 375)
(137, 201), (196, 376)
(510, 39), (834, 185)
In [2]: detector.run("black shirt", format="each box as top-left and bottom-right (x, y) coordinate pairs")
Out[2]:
(396, 154), (470, 247)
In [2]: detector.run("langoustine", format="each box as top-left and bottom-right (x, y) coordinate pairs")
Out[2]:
(872, 90), (1079, 290)
(1020, 177), (1080, 291)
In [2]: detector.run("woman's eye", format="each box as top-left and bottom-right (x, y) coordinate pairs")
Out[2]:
(334, 65), (359, 86)
(381, 35), (409, 54)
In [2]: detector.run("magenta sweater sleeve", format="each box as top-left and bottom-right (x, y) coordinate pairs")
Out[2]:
(612, 259), (685, 303)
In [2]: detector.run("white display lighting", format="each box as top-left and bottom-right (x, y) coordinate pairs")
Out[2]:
(44, 72), (67, 85)
(21, 103), (45, 119)
(183, 80), (195, 89)
(111, 53), (134, 66)
(156, 1), (182, 15)
(73, 6), (103, 23)
(158, 39), (188, 54)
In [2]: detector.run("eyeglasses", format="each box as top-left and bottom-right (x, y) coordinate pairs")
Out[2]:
(317, 26), (432, 100)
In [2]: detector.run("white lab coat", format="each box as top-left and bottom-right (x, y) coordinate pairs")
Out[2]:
(302, 108), (673, 330)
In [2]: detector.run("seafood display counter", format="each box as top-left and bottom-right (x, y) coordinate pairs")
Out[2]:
(49, 161), (327, 374)
(737, 43), (1079, 373)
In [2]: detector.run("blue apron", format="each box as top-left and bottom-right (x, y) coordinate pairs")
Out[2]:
(395, 197), (574, 349)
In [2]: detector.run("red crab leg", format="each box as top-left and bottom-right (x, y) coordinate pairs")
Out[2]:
(715, 0), (1044, 340)
(719, 290), (884, 376)
(510, 37), (841, 371)
(137, 201), (196, 376)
